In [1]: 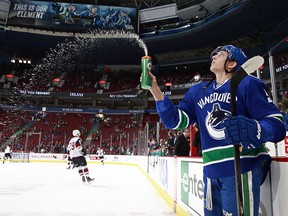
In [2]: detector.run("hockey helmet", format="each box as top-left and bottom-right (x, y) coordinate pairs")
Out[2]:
(211, 45), (248, 72)
(73, 129), (81, 137)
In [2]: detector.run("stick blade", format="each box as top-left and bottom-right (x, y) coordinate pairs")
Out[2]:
(241, 56), (264, 74)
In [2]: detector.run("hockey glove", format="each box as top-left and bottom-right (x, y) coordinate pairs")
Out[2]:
(81, 149), (87, 156)
(222, 115), (263, 149)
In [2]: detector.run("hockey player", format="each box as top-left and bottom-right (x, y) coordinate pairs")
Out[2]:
(147, 45), (286, 215)
(96, 147), (105, 165)
(3, 145), (12, 164)
(67, 130), (94, 183)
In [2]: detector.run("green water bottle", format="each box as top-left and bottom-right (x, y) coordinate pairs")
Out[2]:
(141, 56), (152, 89)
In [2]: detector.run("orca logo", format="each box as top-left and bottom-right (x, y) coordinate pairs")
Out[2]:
(205, 103), (230, 140)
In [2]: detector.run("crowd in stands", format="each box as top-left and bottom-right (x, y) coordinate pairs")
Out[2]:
(0, 108), (206, 157)
(0, 110), (34, 145)
(273, 47), (288, 68)
(0, 110), (150, 154)
(1, 62), (214, 94)
(52, 70), (102, 93)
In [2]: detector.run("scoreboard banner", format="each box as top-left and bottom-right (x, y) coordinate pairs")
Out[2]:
(7, 0), (137, 31)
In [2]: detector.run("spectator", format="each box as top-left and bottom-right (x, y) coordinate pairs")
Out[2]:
(174, 128), (190, 156)
(192, 123), (202, 156)
(166, 130), (175, 156)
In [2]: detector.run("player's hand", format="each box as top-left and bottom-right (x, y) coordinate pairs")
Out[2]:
(148, 71), (164, 101)
(148, 71), (158, 87)
(222, 115), (263, 149)
(140, 72), (158, 87)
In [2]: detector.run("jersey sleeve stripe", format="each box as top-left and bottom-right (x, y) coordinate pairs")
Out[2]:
(173, 109), (189, 130)
(265, 114), (284, 122)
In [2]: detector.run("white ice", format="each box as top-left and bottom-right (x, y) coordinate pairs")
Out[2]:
(0, 162), (175, 216)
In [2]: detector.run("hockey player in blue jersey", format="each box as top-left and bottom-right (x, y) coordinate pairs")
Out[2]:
(147, 45), (286, 216)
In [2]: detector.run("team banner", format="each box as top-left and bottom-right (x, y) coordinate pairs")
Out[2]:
(7, 0), (137, 31)
(7, 1), (51, 27)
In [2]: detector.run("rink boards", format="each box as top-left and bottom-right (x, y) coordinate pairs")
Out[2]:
(1, 151), (287, 216)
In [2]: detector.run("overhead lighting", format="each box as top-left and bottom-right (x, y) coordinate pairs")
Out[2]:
(194, 74), (201, 82)
(11, 58), (32, 64)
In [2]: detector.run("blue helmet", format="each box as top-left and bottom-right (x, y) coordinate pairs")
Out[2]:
(211, 45), (248, 72)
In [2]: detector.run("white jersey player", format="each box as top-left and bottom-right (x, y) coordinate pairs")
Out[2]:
(67, 130), (94, 183)
(96, 148), (105, 165)
(3, 145), (12, 164)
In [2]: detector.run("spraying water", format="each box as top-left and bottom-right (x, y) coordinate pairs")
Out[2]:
(18, 29), (148, 91)
(79, 29), (148, 55)
(2, 29), (149, 108)
(0, 29), (149, 149)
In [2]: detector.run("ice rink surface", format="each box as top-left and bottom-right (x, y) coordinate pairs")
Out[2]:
(0, 162), (175, 216)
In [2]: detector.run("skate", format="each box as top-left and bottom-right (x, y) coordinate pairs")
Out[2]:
(82, 176), (86, 183)
(86, 176), (95, 183)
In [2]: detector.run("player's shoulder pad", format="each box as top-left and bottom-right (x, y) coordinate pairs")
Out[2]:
(187, 81), (209, 95)
(239, 74), (264, 87)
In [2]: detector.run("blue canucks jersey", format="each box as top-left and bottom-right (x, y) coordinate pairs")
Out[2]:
(156, 75), (285, 178)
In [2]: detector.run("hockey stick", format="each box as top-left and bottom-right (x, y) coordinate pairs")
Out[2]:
(230, 55), (264, 216)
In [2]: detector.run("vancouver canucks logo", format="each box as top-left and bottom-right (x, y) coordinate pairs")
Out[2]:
(206, 103), (230, 140)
